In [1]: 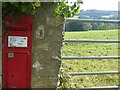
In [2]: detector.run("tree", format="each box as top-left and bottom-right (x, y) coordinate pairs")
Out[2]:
(82, 22), (92, 30)
(65, 22), (92, 31)
(91, 22), (99, 30)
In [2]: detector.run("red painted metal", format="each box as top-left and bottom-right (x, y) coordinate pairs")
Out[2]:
(2, 15), (32, 88)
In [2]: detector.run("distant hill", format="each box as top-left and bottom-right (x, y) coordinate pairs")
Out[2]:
(75, 9), (118, 20)
(65, 9), (118, 31)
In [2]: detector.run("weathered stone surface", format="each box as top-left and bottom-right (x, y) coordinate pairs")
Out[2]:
(32, 5), (64, 88)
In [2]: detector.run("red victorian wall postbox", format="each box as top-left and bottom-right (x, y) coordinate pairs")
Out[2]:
(2, 16), (32, 88)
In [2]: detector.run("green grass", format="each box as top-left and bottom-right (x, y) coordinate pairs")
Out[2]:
(62, 29), (119, 88)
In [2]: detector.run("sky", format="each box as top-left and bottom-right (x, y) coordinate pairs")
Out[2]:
(69, 0), (120, 11)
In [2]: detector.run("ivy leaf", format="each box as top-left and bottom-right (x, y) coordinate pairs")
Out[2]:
(10, 2), (19, 7)
(32, 3), (35, 10)
(75, 9), (80, 14)
(34, 2), (41, 7)
(21, 5), (27, 13)
(61, 2), (66, 8)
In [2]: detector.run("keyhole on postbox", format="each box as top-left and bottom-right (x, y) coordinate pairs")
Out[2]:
(12, 74), (14, 78)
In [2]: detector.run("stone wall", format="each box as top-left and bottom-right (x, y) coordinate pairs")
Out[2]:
(32, 5), (64, 88)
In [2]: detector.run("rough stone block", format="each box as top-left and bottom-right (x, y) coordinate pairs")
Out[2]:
(32, 6), (64, 88)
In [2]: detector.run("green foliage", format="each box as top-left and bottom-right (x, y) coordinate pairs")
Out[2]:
(65, 22), (92, 31)
(65, 22), (118, 31)
(58, 65), (75, 89)
(54, 2), (81, 17)
(2, 2), (82, 18)
(2, 2), (41, 16)
(58, 67), (71, 89)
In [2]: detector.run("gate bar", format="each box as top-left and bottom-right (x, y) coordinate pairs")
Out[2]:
(62, 56), (120, 59)
(69, 71), (120, 75)
(73, 86), (120, 90)
(66, 18), (119, 23)
(64, 39), (120, 43)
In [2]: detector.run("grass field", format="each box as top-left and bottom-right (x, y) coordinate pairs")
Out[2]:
(61, 30), (119, 88)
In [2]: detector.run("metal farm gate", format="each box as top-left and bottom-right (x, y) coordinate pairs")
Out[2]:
(62, 18), (120, 89)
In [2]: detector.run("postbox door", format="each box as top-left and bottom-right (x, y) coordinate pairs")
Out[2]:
(3, 16), (32, 88)
(7, 52), (28, 88)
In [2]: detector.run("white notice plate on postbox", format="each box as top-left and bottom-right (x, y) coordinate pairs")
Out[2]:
(8, 36), (28, 47)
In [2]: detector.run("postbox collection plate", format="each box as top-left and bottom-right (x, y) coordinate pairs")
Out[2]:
(8, 36), (28, 47)
(8, 52), (14, 58)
